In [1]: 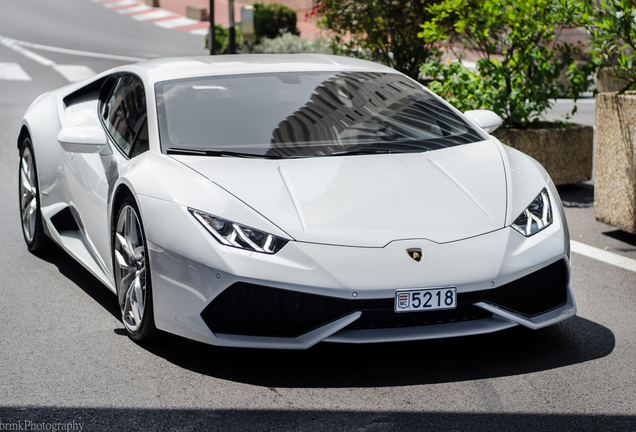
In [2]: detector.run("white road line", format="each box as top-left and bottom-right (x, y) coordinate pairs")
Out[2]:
(52, 65), (96, 83)
(190, 28), (210, 36)
(0, 62), (31, 81)
(0, 34), (141, 83)
(0, 36), (55, 66)
(571, 240), (636, 274)
(118, 4), (152, 14)
(154, 17), (199, 29)
(103, 0), (138, 8)
(556, 99), (595, 104)
(14, 40), (145, 62)
(131, 10), (175, 21)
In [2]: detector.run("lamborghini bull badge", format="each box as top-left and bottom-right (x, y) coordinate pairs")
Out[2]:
(407, 248), (423, 262)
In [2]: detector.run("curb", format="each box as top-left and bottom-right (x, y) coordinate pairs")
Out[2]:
(93, 0), (210, 36)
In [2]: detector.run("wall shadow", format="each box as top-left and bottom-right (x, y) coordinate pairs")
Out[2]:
(557, 183), (594, 208)
(0, 407), (633, 432)
(602, 229), (636, 248)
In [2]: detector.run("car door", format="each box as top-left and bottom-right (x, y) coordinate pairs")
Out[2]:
(64, 73), (149, 275)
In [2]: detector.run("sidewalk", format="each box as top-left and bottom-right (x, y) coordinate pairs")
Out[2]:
(157, 0), (320, 39)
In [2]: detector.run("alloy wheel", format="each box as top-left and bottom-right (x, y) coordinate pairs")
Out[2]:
(19, 146), (38, 243)
(114, 204), (147, 333)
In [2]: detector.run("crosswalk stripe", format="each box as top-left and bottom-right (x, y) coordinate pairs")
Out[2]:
(103, 0), (138, 8)
(0, 62), (31, 81)
(52, 65), (96, 83)
(131, 10), (175, 21)
(154, 17), (199, 29)
(118, 4), (152, 14)
(190, 28), (211, 36)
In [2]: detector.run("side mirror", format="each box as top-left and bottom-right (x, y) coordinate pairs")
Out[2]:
(464, 110), (503, 133)
(57, 126), (108, 153)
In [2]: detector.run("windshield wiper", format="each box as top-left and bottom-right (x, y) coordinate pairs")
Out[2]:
(331, 148), (398, 156)
(167, 147), (278, 159)
(330, 137), (467, 157)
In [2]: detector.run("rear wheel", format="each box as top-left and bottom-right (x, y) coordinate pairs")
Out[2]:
(113, 197), (158, 341)
(19, 137), (49, 252)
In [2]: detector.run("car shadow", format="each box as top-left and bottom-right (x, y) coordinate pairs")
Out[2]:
(140, 315), (614, 388)
(32, 229), (616, 389)
(32, 242), (120, 320)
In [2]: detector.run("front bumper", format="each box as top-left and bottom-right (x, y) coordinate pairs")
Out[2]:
(139, 185), (574, 349)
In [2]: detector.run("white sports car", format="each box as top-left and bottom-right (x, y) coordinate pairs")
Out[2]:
(18, 54), (575, 349)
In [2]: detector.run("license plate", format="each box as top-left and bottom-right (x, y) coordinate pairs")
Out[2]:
(394, 287), (457, 313)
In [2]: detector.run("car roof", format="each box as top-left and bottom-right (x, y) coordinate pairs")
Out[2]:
(132, 54), (400, 84)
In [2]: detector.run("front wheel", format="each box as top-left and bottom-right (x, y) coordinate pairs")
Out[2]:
(113, 197), (158, 341)
(19, 137), (49, 252)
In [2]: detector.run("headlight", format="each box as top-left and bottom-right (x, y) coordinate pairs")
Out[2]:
(511, 188), (553, 237)
(189, 208), (288, 254)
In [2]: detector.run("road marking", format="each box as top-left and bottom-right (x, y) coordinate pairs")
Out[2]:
(190, 28), (211, 36)
(154, 17), (199, 29)
(131, 9), (175, 21)
(173, 22), (210, 32)
(0, 34), (142, 83)
(0, 36), (55, 66)
(0, 62), (31, 81)
(103, 0), (138, 8)
(14, 39), (145, 62)
(556, 98), (595, 104)
(94, 0), (210, 35)
(571, 240), (636, 274)
(118, 4), (152, 14)
(52, 65), (96, 83)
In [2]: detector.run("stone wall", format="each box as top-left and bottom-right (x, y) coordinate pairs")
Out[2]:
(594, 93), (636, 233)
(492, 124), (593, 186)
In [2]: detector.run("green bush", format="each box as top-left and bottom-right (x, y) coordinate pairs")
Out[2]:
(252, 33), (332, 54)
(253, 2), (300, 44)
(420, 0), (597, 127)
(205, 24), (242, 54)
(420, 61), (499, 113)
(312, 0), (441, 80)
(584, 0), (636, 93)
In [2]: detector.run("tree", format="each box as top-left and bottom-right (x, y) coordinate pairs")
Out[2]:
(420, 0), (596, 126)
(312, 0), (440, 80)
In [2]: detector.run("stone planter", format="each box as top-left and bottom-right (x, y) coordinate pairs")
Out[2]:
(596, 68), (630, 93)
(594, 92), (636, 234)
(492, 124), (594, 186)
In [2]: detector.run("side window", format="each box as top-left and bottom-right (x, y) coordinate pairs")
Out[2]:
(101, 74), (149, 158)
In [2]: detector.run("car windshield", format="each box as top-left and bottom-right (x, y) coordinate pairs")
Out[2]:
(155, 71), (484, 158)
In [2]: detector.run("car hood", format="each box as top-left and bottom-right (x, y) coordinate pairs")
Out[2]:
(171, 140), (507, 247)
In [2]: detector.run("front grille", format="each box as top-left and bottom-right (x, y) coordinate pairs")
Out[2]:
(480, 259), (568, 317)
(201, 259), (568, 337)
(201, 283), (352, 337)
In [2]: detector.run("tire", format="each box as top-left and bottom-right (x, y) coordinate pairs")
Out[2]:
(18, 137), (49, 252)
(113, 196), (158, 342)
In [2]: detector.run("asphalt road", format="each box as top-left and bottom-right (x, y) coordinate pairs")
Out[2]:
(0, 1), (635, 431)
